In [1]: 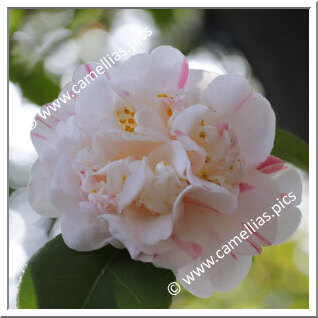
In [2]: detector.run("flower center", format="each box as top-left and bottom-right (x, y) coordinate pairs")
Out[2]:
(116, 106), (137, 132)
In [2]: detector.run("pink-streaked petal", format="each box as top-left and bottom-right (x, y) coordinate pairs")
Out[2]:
(230, 92), (275, 167)
(200, 74), (252, 117)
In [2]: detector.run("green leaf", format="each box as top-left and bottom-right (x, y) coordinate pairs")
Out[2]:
(9, 61), (60, 105)
(9, 9), (25, 37)
(271, 129), (309, 173)
(18, 235), (175, 309)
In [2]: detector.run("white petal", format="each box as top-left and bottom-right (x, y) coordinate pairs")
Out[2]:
(183, 69), (218, 106)
(150, 45), (189, 91)
(231, 93), (275, 167)
(148, 141), (189, 178)
(200, 74), (252, 117)
(75, 75), (117, 138)
(272, 206), (302, 245)
(177, 253), (252, 298)
(103, 205), (173, 246)
(171, 104), (210, 136)
(28, 159), (59, 217)
(49, 155), (81, 211)
(119, 159), (147, 211)
(60, 202), (112, 251)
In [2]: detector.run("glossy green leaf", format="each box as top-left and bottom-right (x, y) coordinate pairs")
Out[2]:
(271, 129), (309, 173)
(18, 235), (174, 309)
(9, 61), (60, 105)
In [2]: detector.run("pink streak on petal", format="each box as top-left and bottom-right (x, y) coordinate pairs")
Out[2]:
(85, 63), (96, 79)
(253, 231), (272, 246)
(35, 116), (52, 128)
(215, 121), (229, 137)
(184, 197), (220, 214)
(136, 251), (144, 260)
(257, 155), (285, 170)
(243, 222), (272, 246)
(234, 95), (250, 113)
(280, 193), (288, 199)
(102, 68), (111, 80)
(247, 239), (262, 254)
(261, 164), (287, 174)
(177, 56), (189, 89)
(239, 182), (256, 193)
(172, 235), (202, 259)
(230, 252), (238, 260)
(51, 115), (60, 122)
(31, 132), (48, 141)
(131, 248), (141, 260)
(123, 90), (130, 96)
(173, 129), (186, 137)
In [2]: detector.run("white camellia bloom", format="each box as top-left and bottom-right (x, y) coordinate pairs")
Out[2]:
(28, 46), (302, 297)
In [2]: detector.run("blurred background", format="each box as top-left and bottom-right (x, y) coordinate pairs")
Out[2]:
(9, 8), (309, 309)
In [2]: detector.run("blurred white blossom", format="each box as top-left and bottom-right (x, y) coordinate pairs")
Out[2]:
(9, 188), (56, 308)
(9, 82), (38, 188)
(13, 10), (74, 69)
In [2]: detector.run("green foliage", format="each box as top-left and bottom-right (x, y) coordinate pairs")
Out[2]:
(9, 9), (25, 36)
(9, 61), (60, 105)
(272, 129), (309, 173)
(147, 9), (175, 30)
(18, 235), (175, 309)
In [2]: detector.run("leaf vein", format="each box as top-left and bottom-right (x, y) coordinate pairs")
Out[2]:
(108, 268), (142, 305)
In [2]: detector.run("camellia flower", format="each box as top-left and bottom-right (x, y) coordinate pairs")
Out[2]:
(28, 46), (302, 297)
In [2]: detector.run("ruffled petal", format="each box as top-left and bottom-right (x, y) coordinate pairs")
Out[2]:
(60, 201), (114, 251)
(103, 204), (173, 246)
(230, 93), (275, 167)
(111, 46), (188, 107)
(200, 74), (252, 117)
(119, 159), (148, 211)
(176, 252), (252, 298)
(49, 155), (81, 211)
(27, 159), (59, 217)
(75, 75), (118, 138)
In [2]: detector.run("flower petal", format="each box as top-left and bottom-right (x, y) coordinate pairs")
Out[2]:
(27, 159), (59, 217)
(231, 93), (275, 167)
(60, 201), (114, 251)
(200, 74), (252, 117)
(176, 252), (252, 298)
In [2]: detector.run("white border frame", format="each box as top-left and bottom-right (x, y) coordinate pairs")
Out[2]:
(2, 1), (316, 316)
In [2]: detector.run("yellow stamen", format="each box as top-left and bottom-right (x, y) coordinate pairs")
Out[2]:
(200, 169), (208, 180)
(91, 189), (97, 193)
(123, 175), (127, 181)
(157, 93), (168, 98)
(166, 105), (173, 117)
(200, 120), (206, 126)
(163, 161), (168, 166)
(199, 131), (206, 139)
(116, 105), (137, 133)
(205, 156), (211, 163)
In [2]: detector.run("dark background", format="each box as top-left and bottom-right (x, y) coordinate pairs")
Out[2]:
(203, 9), (309, 142)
